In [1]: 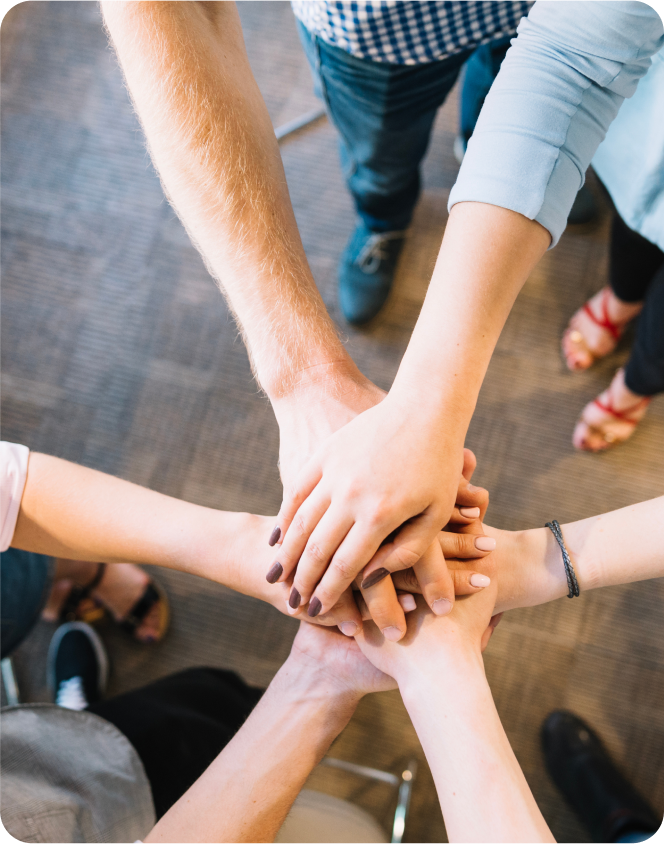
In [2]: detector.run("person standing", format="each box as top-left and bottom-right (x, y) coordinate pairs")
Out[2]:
(562, 47), (664, 451)
(292, 1), (530, 324)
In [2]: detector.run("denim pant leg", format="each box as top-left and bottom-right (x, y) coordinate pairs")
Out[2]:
(1, 548), (53, 658)
(297, 22), (470, 232)
(459, 36), (511, 144)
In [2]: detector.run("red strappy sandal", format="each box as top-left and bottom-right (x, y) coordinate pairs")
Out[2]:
(562, 288), (637, 372)
(573, 371), (651, 451)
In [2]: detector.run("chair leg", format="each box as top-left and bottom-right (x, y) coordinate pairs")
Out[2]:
(392, 760), (417, 844)
(1, 657), (20, 705)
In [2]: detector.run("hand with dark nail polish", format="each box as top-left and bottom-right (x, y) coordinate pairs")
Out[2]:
(289, 588), (301, 609)
(266, 562), (283, 584)
(268, 525), (281, 546)
(307, 597), (322, 617)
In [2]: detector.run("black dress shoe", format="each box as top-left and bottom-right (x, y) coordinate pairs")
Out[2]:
(541, 711), (661, 842)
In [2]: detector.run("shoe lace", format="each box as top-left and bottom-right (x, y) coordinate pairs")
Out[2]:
(55, 676), (88, 710)
(356, 231), (404, 273)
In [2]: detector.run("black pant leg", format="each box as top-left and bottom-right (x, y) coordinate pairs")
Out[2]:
(624, 264), (664, 396)
(89, 667), (263, 819)
(610, 214), (664, 303)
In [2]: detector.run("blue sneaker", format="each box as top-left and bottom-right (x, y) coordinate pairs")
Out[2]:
(47, 621), (108, 710)
(338, 223), (406, 325)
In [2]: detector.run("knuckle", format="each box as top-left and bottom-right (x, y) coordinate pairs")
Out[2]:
(331, 555), (357, 582)
(304, 541), (327, 566)
(455, 534), (471, 555)
(286, 482), (302, 505)
(292, 513), (308, 536)
(315, 584), (336, 608)
(393, 545), (420, 569)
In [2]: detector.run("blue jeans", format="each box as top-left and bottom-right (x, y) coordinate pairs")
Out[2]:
(297, 22), (471, 233)
(458, 36), (511, 145)
(1, 548), (53, 658)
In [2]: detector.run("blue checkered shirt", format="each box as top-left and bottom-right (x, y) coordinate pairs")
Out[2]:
(291, 1), (532, 65)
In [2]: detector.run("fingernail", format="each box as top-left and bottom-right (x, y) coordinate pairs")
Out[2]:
(289, 588), (301, 609)
(467, 483), (481, 492)
(432, 598), (452, 616)
(382, 626), (403, 642)
(266, 562), (283, 584)
(460, 506), (480, 519)
(361, 568), (390, 589)
(307, 597), (322, 617)
(340, 622), (358, 637)
(470, 573), (491, 588)
(398, 594), (417, 612)
(474, 536), (496, 551)
(268, 525), (281, 546)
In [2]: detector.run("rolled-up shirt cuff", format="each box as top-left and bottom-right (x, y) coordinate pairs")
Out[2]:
(448, 2), (663, 248)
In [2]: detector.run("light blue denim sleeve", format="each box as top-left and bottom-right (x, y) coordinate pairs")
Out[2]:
(448, 1), (664, 247)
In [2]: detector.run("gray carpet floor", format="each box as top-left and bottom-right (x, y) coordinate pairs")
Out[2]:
(2, 3), (663, 842)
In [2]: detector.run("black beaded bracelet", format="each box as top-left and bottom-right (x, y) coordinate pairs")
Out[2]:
(545, 520), (580, 599)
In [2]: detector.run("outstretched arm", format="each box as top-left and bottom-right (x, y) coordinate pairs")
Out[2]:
(101, 1), (384, 488)
(272, 0), (663, 634)
(146, 622), (394, 843)
(356, 592), (554, 843)
(9, 449), (363, 632)
(484, 495), (664, 613)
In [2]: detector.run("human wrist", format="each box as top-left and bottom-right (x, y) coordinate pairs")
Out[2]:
(397, 638), (483, 702)
(264, 354), (364, 404)
(488, 524), (579, 613)
(175, 509), (279, 603)
(276, 653), (360, 727)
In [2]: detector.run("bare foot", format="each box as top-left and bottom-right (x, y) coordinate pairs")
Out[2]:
(562, 288), (642, 371)
(573, 368), (651, 451)
(43, 560), (166, 643)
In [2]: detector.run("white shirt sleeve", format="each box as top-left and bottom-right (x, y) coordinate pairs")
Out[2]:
(1, 442), (30, 552)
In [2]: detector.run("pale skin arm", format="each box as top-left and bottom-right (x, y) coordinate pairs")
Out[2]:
(13, 450), (493, 635)
(401, 648), (553, 843)
(276, 204), (550, 615)
(146, 622), (395, 843)
(387, 495), (664, 613)
(11, 451), (369, 631)
(356, 593), (554, 843)
(484, 495), (664, 613)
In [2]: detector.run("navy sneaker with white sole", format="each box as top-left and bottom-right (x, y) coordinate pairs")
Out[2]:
(47, 621), (108, 710)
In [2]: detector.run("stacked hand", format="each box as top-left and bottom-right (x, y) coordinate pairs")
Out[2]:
(284, 583), (500, 731)
(266, 436), (496, 639)
(271, 390), (467, 627)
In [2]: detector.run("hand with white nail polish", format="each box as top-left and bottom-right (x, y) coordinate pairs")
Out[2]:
(269, 449), (490, 640)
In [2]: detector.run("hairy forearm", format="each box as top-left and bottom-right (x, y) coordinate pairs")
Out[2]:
(12, 452), (280, 605)
(102, 1), (348, 398)
(401, 651), (553, 843)
(391, 203), (550, 440)
(146, 660), (357, 843)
